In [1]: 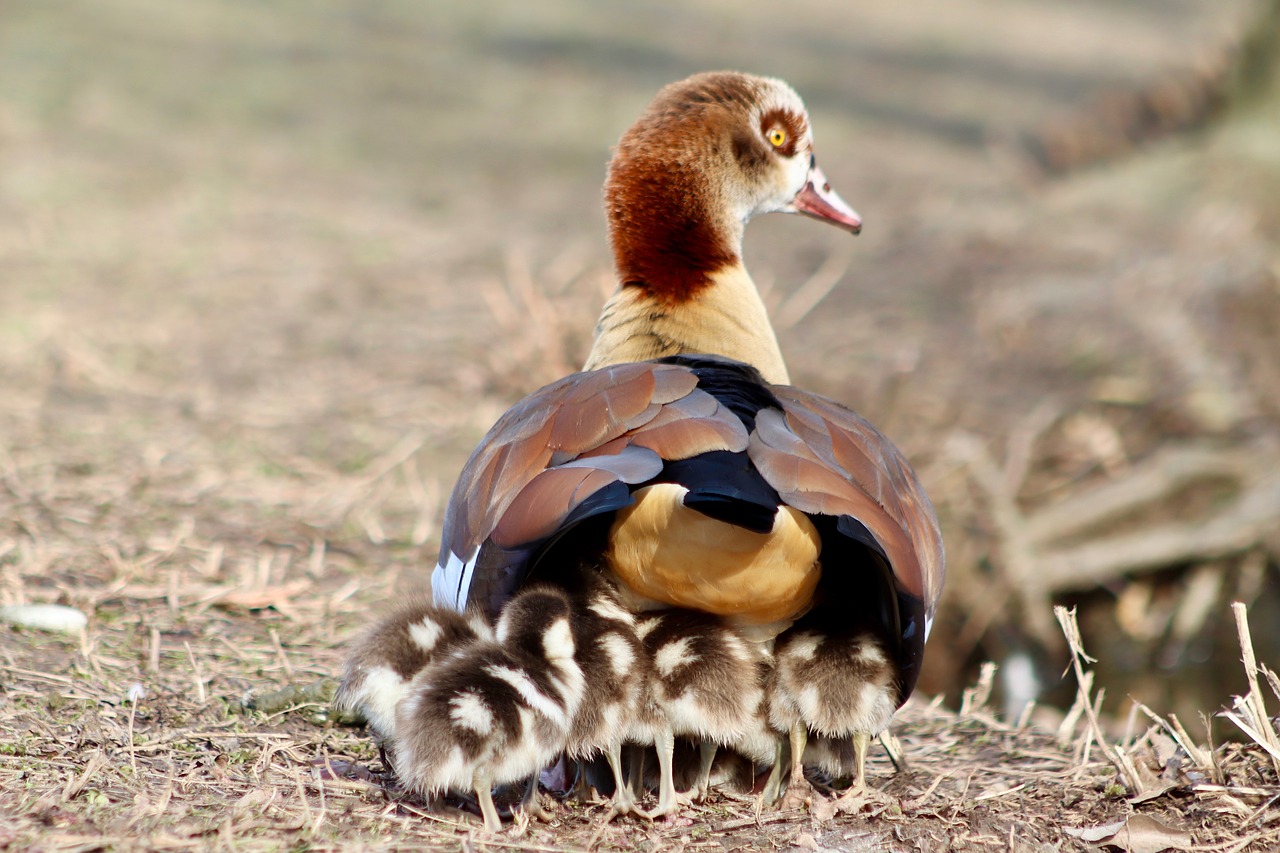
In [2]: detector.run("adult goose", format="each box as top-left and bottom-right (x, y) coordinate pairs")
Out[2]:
(430, 71), (944, 769)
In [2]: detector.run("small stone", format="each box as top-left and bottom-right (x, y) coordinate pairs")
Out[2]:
(0, 604), (88, 634)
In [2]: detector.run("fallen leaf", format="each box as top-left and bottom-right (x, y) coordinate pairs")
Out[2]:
(1065, 819), (1129, 842)
(1127, 782), (1177, 805)
(836, 788), (895, 817)
(1064, 815), (1192, 853)
(233, 788), (278, 810)
(810, 794), (837, 823)
(793, 832), (819, 850)
(213, 580), (311, 612)
(1151, 733), (1179, 767)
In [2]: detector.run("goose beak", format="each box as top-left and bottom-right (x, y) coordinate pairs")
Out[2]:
(786, 163), (862, 234)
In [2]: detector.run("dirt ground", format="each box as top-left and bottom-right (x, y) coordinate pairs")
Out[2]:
(2, 0), (1279, 849)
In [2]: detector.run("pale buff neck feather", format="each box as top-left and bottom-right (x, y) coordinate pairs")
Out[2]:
(583, 263), (791, 385)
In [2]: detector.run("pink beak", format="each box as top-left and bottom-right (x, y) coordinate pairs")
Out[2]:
(786, 163), (862, 234)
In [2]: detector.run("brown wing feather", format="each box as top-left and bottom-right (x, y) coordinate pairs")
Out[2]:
(492, 466), (629, 549)
(619, 391), (749, 459)
(440, 363), (747, 568)
(751, 387), (944, 617)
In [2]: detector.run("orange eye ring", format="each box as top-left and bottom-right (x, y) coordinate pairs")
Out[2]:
(768, 128), (787, 148)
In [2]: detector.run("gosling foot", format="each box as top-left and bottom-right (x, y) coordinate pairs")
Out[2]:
(778, 775), (816, 812)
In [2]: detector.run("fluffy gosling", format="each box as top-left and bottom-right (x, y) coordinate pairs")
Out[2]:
(765, 615), (897, 810)
(392, 586), (586, 831)
(334, 599), (492, 743)
(633, 609), (769, 817)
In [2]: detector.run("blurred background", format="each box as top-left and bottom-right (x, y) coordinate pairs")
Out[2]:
(2, 0), (1278, 731)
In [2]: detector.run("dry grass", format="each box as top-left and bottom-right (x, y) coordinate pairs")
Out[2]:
(2, 585), (1278, 851)
(3, 0), (1280, 849)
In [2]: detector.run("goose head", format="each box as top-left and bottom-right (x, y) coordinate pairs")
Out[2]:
(604, 71), (861, 304)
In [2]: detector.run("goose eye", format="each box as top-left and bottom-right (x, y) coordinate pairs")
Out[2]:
(768, 128), (787, 149)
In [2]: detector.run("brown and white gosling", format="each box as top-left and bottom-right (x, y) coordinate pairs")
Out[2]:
(393, 586), (586, 831)
(764, 611), (898, 810)
(558, 575), (651, 817)
(334, 599), (492, 743)
(633, 608), (772, 817)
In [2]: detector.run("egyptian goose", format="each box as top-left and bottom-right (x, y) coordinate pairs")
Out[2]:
(393, 586), (586, 831)
(764, 607), (898, 809)
(429, 70), (944, 797)
(632, 608), (773, 817)
(334, 600), (492, 743)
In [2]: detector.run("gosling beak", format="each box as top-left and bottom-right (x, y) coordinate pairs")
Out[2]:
(785, 162), (862, 234)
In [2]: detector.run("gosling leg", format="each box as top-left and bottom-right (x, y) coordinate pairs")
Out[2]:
(652, 728), (677, 817)
(626, 743), (646, 800)
(691, 741), (718, 802)
(852, 730), (870, 791)
(760, 734), (789, 806)
(778, 722), (814, 810)
(474, 770), (502, 832)
(519, 773), (554, 822)
(637, 728), (687, 819)
(604, 742), (638, 817)
(568, 758), (593, 801)
(835, 731), (882, 811)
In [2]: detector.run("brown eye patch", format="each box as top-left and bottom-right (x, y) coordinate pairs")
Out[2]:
(759, 108), (804, 157)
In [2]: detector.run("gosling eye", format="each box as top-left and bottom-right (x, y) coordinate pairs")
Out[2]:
(768, 127), (787, 149)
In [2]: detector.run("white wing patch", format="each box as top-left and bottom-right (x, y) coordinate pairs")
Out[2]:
(466, 611), (495, 642)
(449, 689), (495, 734)
(721, 632), (753, 662)
(598, 633), (636, 677)
(783, 633), (821, 662)
(431, 550), (477, 612)
(855, 682), (897, 734)
(664, 691), (745, 740)
(588, 597), (636, 626)
(409, 617), (444, 653)
(655, 637), (697, 678)
(485, 664), (569, 729)
(856, 639), (887, 666)
(796, 684), (823, 723)
(541, 617), (576, 661)
(352, 665), (409, 738)
(634, 616), (662, 640)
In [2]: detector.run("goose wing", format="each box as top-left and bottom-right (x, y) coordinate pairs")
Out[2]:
(431, 356), (943, 699)
(750, 384), (945, 698)
(431, 361), (749, 615)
